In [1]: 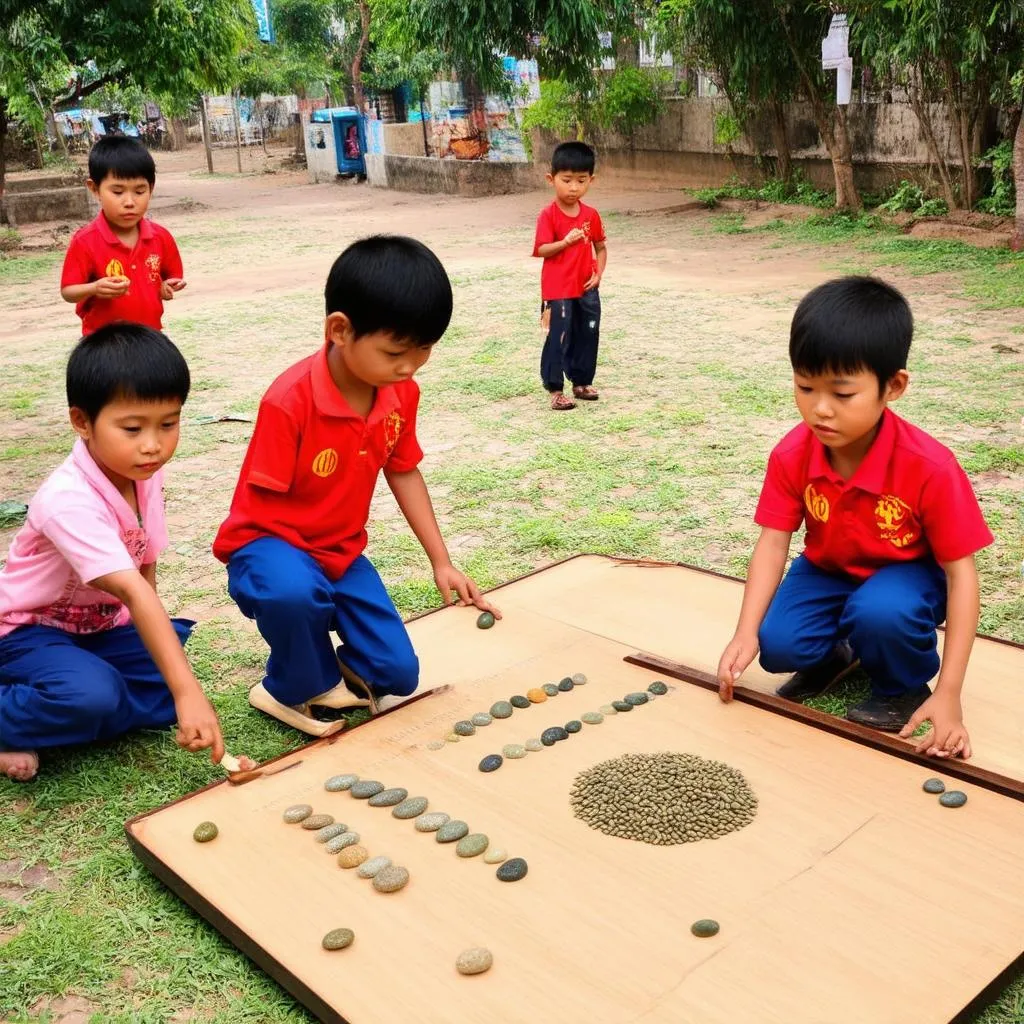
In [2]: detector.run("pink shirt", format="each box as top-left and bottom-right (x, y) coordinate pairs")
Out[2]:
(0, 440), (168, 636)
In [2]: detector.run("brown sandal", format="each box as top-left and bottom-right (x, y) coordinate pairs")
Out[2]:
(572, 385), (599, 401)
(550, 392), (576, 411)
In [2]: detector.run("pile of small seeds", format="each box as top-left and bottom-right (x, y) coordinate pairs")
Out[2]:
(570, 752), (757, 845)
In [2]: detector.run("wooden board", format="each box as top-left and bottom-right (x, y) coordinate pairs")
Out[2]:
(127, 560), (1024, 1024)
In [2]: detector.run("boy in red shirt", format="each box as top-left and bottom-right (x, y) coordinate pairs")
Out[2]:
(61, 136), (185, 335)
(533, 141), (608, 411)
(213, 236), (498, 736)
(717, 277), (992, 757)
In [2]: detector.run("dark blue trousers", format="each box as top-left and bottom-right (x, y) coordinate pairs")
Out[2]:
(758, 556), (947, 697)
(0, 619), (193, 751)
(227, 538), (418, 707)
(540, 289), (601, 392)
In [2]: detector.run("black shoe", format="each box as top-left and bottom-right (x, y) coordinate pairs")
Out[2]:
(775, 646), (855, 702)
(846, 685), (931, 732)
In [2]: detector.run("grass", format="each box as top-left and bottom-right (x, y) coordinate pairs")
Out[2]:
(1, 189), (1022, 1022)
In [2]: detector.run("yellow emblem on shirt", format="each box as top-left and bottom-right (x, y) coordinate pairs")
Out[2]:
(312, 448), (339, 477)
(804, 484), (830, 523)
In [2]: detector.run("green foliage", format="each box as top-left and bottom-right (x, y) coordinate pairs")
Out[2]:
(0, 228), (20, 252)
(520, 79), (588, 158)
(690, 174), (834, 208)
(595, 67), (666, 133)
(879, 180), (950, 217)
(713, 110), (741, 146)
(977, 140), (1016, 217)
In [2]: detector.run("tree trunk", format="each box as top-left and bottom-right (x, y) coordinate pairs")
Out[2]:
(1012, 108), (1024, 252)
(769, 98), (793, 185)
(51, 108), (70, 160)
(199, 95), (214, 173)
(0, 97), (8, 223)
(940, 58), (986, 210)
(32, 128), (45, 170)
(256, 97), (268, 155)
(351, 0), (371, 114)
(906, 68), (957, 209)
(232, 91), (244, 173)
(419, 93), (430, 157)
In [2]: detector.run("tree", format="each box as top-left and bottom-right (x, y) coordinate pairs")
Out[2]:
(1013, 70), (1024, 250)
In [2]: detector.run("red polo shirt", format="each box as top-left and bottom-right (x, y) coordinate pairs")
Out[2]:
(212, 344), (424, 580)
(61, 213), (183, 335)
(755, 410), (992, 579)
(533, 201), (605, 301)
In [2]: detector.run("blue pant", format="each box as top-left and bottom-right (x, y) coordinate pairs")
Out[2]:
(541, 290), (601, 392)
(758, 556), (947, 697)
(227, 538), (418, 707)
(0, 619), (193, 751)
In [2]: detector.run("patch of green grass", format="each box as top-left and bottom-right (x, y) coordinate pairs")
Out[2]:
(0, 252), (62, 283)
(962, 443), (1024, 474)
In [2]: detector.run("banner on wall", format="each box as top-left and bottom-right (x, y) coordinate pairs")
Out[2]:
(251, 0), (275, 43)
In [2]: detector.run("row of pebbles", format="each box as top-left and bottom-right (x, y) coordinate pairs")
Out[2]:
(302, 773), (528, 882)
(426, 673), (590, 749)
(922, 777), (967, 807)
(569, 750), (758, 846)
(476, 680), (670, 774)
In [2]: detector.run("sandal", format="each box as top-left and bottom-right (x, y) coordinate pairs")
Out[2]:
(572, 385), (599, 401)
(550, 392), (576, 411)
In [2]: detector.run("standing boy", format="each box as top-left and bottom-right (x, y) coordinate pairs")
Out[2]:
(213, 236), (498, 736)
(60, 136), (186, 335)
(533, 141), (608, 411)
(0, 325), (224, 781)
(716, 277), (992, 759)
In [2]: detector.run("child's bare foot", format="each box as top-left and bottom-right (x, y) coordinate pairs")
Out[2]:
(1, 750), (39, 781)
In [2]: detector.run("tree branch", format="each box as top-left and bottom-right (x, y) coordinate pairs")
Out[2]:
(55, 70), (128, 110)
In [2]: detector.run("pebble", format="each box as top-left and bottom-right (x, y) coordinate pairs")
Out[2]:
(350, 780), (385, 799)
(581, 711), (604, 725)
(446, 733), (461, 743)
(283, 804), (313, 824)
(357, 856), (392, 878)
(542, 683), (560, 697)
(490, 700), (513, 719)
(572, 673), (588, 685)
(436, 820), (470, 843)
(453, 720), (476, 736)
(456, 947), (493, 975)
(324, 774), (359, 792)
(372, 865), (410, 892)
(414, 812), (450, 832)
(193, 822), (218, 843)
(525, 738), (543, 752)
(502, 743), (527, 759)
(392, 797), (429, 819)
(368, 787), (408, 807)
(541, 726), (568, 745)
(426, 740), (446, 751)
(456, 833), (490, 857)
(322, 927), (355, 950)
(510, 695), (531, 709)
(483, 847), (508, 864)
(922, 778), (946, 794)
(337, 845), (369, 868)
(526, 688), (548, 703)
(471, 712), (493, 727)
(496, 857), (528, 882)
(648, 681), (669, 696)
(599, 704), (618, 715)
(315, 822), (348, 842)
(557, 677), (574, 692)
(325, 831), (361, 854)
(479, 754), (503, 773)
(939, 790), (968, 808)
(691, 919), (720, 938)
(612, 700), (633, 712)
(564, 720), (582, 734)
(302, 814), (335, 830)
(624, 692), (649, 706)
(476, 611), (496, 630)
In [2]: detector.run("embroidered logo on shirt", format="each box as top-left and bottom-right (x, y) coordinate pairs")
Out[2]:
(312, 448), (339, 477)
(875, 494), (917, 548)
(145, 253), (162, 282)
(383, 411), (403, 458)
(804, 484), (830, 523)
(105, 258), (126, 278)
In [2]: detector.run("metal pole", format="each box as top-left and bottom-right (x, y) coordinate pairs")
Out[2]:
(233, 91), (244, 173)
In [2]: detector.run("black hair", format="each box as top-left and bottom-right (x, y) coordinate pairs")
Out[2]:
(551, 141), (596, 175)
(789, 276), (912, 390)
(66, 323), (191, 421)
(88, 136), (156, 187)
(324, 235), (453, 346)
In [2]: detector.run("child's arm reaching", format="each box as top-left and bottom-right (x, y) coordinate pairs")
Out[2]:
(535, 228), (586, 258)
(898, 555), (978, 759)
(90, 567), (225, 761)
(61, 279), (130, 303)
(385, 467), (501, 618)
(716, 527), (792, 701)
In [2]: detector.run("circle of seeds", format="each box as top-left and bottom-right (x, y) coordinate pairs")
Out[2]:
(570, 751), (758, 845)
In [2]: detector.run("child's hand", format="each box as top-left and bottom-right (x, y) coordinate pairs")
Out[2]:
(161, 277), (187, 300)
(583, 270), (601, 291)
(716, 633), (759, 702)
(433, 563), (502, 618)
(899, 692), (972, 759)
(563, 228), (585, 246)
(94, 276), (131, 298)
(174, 691), (225, 763)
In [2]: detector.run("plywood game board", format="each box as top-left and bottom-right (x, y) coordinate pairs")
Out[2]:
(127, 557), (1024, 1024)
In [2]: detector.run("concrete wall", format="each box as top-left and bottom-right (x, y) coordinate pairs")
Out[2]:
(365, 154), (542, 197)
(1, 173), (91, 226)
(384, 122), (429, 158)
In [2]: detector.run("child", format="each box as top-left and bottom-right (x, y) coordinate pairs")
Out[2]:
(0, 325), (224, 781)
(60, 136), (186, 336)
(716, 277), (992, 759)
(533, 141), (608, 411)
(213, 235), (499, 735)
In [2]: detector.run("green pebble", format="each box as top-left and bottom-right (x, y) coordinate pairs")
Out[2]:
(922, 778), (945, 794)
(193, 822), (218, 843)
(471, 712), (493, 727)
(436, 820), (470, 843)
(510, 695), (531, 709)
(324, 774), (359, 792)
(623, 692), (649, 706)
(456, 833), (489, 857)
(496, 857), (528, 882)
(939, 790), (967, 808)
(322, 927), (355, 950)
(557, 677), (574, 692)
(581, 711), (604, 725)
(612, 700), (633, 712)
(647, 681), (669, 696)
(350, 780), (384, 799)
(368, 787), (408, 808)
(564, 720), (582, 734)
(502, 743), (527, 759)
(476, 611), (495, 629)
(453, 720), (476, 736)
(490, 701), (514, 719)
(392, 797), (429, 819)
(542, 683), (559, 697)
(691, 919), (720, 938)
